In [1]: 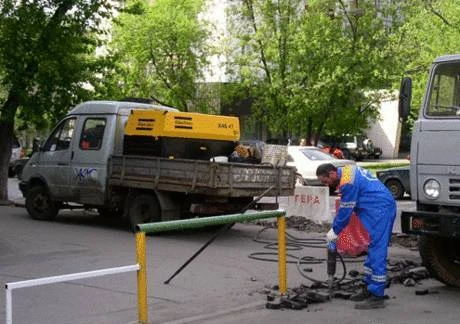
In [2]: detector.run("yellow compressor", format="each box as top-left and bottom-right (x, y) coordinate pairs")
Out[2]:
(124, 110), (240, 160)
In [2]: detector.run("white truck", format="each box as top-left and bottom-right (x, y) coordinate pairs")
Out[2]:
(399, 54), (460, 287)
(19, 100), (296, 231)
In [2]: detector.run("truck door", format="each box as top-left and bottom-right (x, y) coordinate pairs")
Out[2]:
(70, 117), (109, 205)
(39, 117), (77, 199)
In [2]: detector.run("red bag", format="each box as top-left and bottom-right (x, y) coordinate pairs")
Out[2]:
(334, 198), (370, 257)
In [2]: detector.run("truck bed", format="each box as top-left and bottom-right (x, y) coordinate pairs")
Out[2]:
(108, 155), (296, 197)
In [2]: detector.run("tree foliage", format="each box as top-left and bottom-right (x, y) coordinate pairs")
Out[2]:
(225, 0), (404, 143)
(390, 0), (460, 128)
(97, 0), (211, 112)
(0, 0), (114, 201)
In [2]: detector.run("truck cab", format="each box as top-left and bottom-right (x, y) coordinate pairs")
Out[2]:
(399, 54), (460, 287)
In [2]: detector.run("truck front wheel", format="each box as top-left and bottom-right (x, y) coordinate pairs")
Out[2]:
(385, 179), (404, 200)
(26, 185), (59, 221)
(419, 235), (460, 287)
(128, 193), (161, 232)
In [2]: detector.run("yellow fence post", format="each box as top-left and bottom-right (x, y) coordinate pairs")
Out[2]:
(136, 231), (148, 324)
(277, 215), (287, 295)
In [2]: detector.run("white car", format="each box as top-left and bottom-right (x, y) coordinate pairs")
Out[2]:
(286, 146), (355, 186)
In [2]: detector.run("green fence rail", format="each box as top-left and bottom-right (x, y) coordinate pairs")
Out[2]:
(136, 209), (288, 323)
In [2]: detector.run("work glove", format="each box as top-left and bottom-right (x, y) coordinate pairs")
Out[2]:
(326, 228), (338, 242)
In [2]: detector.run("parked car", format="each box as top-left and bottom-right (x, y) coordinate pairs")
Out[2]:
(320, 134), (382, 161)
(8, 136), (25, 177)
(286, 146), (355, 186)
(376, 165), (410, 200)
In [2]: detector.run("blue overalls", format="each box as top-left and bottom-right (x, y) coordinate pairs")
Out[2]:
(333, 165), (396, 297)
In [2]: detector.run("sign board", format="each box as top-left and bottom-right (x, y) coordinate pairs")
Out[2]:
(287, 186), (331, 224)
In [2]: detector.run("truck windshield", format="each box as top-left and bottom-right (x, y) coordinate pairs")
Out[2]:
(426, 62), (460, 117)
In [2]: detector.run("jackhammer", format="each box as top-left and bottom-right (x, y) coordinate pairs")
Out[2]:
(327, 241), (337, 299)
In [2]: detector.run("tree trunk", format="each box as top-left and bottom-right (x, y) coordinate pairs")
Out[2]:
(306, 117), (313, 145)
(0, 95), (20, 202)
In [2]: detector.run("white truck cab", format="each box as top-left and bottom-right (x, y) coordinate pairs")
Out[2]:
(399, 54), (460, 287)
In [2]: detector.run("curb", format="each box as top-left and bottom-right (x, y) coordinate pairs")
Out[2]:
(0, 200), (15, 206)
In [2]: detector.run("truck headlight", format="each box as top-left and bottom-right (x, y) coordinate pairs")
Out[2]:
(423, 179), (440, 199)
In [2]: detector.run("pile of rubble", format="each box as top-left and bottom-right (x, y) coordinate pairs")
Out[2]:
(252, 216), (427, 310)
(263, 258), (432, 310)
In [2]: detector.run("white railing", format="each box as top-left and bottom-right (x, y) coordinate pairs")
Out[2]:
(5, 264), (140, 324)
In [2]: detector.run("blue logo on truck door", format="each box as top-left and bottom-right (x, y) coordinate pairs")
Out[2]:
(74, 168), (97, 182)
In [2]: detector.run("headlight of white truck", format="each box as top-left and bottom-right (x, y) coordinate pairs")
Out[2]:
(423, 179), (440, 199)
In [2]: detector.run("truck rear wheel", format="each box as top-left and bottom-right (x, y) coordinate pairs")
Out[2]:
(128, 193), (161, 232)
(419, 235), (460, 287)
(26, 185), (59, 221)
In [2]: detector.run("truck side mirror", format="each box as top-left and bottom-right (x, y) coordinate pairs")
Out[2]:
(398, 77), (412, 120)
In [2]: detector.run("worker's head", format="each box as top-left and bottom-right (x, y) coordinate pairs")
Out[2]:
(316, 163), (339, 189)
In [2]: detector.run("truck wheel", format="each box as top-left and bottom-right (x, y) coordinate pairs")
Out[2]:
(26, 185), (59, 221)
(385, 179), (404, 200)
(419, 235), (460, 287)
(128, 193), (161, 232)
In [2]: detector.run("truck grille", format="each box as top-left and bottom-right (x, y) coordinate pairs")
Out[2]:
(449, 178), (460, 200)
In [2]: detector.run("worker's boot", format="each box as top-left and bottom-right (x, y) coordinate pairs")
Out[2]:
(350, 287), (370, 301)
(354, 294), (385, 310)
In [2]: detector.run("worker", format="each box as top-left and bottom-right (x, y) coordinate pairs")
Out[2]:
(316, 163), (396, 310)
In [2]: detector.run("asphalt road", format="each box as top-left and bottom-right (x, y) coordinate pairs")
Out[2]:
(2, 177), (460, 324)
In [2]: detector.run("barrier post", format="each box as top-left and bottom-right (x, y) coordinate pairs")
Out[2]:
(277, 214), (287, 295)
(136, 231), (148, 324)
(137, 210), (289, 313)
(6, 287), (12, 324)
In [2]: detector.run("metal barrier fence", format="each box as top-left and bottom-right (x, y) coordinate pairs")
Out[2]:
(5, 232), (147, 324)
(136, 209), (288, 323)
(5, 210), (286, 324)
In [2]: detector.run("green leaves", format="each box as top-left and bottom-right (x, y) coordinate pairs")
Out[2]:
(225, 0), (400, 141)
(98, 0), (210, 111)
(390, 0), (460, 127)
(0, 0), (115, 126)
